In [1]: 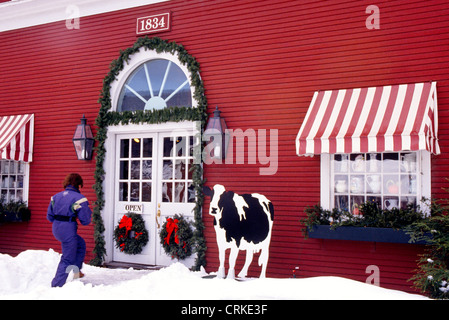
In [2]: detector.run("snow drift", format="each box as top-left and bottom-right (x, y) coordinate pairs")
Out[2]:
(0, 249), (428, 300)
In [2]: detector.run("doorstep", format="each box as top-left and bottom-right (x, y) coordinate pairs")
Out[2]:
(104, 261), (164, 270)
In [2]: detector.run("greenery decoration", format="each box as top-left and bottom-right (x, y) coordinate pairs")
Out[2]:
(406, 197), (449, 299)
(301, 200), (425, 236)
(90, 36), (207, 270)
(0, 200), (31, 223)
(160, 214), (194, 260)
(114, 213), (149, 255)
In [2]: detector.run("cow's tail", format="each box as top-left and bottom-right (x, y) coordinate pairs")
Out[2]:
(268, 201), (274, 221)
(253, 193), (274, 221)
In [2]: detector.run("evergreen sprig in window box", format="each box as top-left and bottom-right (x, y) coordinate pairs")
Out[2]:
(301, 200), (428, 244)
(0, 200), (31, 223)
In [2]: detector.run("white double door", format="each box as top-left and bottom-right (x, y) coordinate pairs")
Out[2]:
(112, 129), (197, 266)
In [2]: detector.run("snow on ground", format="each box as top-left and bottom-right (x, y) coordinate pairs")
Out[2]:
(0, 249), (429, 300)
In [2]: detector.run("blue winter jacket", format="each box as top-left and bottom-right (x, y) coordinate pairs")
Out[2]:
(47, 185), (92, 232)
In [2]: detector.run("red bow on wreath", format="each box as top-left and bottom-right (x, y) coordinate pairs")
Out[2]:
(164, 218), (179, 245)
(118, 215), (133, 241)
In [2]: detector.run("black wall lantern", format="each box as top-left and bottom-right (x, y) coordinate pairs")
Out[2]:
(72, 114), (94, 160)
(204, 106), (230, 160)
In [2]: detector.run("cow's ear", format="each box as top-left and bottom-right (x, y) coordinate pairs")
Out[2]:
(203, 185), (214, 198)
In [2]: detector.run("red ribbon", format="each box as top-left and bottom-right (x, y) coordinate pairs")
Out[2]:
(135, 232), (143, 240)
(164, 218), (179, 245)
(118, 215), (133, 243)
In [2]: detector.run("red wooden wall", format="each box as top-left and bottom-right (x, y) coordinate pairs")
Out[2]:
(0, 0), (448, 294)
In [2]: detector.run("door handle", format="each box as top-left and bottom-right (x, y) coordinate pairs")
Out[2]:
(156, 209), (161, 228)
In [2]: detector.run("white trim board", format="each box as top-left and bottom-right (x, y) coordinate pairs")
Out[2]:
(0, 0), (169, 32)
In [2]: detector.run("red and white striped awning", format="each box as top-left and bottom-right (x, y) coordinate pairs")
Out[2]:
(296, 82), (439, 156)
(0, 114), (34, 162)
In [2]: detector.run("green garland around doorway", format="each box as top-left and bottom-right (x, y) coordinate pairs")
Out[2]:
(90, 37), (208, 271)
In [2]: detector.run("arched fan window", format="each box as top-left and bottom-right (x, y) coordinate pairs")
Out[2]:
(117, 59), (192, 111)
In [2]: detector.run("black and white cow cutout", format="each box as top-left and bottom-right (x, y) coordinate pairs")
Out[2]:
(203, 184), (274, 279)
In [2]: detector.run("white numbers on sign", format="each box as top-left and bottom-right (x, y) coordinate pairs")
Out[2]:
(140, 17), (166, 31)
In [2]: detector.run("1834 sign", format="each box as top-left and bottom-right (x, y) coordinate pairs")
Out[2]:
(136, 12), (170, 35)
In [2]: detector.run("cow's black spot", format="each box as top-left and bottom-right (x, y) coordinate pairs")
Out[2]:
(217, 191), (273, 247)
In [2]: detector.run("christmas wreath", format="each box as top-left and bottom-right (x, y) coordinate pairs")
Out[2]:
(160, 214), (193, 260)
(114, 213), (149, 255)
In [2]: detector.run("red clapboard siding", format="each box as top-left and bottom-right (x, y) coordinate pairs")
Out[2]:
(0, 0), (448, 294)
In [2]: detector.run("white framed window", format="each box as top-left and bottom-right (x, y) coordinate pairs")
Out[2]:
(117, 59), (192, 112)
(0, 159), (29, 203)
(321, 151), (431, 213)
(110, 49), (197, 112)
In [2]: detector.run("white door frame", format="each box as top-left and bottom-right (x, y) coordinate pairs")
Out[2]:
(102, 120), (200, 266)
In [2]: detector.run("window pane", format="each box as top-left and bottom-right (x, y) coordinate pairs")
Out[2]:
(383, 153), (398, 173)
(174, 182), (185, 203)
(17, 175), (23, 188)
(142, 160), (152, 180)
(119, 182), (128, 201)
(187, 159), (193, 180)
(385, 175), (399, 195)
(189, 136), (196, 157)
(335, 195), (349, 212)
(18, 162), (25, 174)
(384, 196), (399, 210)
(335, 175), (348, 193)
(120, 139), (129, 158)
(130, 182), (140, 202)
(351, 196), (364, 215)
(366, 174), (381, 194)
(367, 153), (380, 172)
(334, 154), (349, 173)
(401, 175), (416, 194)
(120, 161), (129, 179)
(162, 182), (172, 202)
(117, 59), (192, 112)
(131, 161), (140, 179)
(350, 175), (364, 194)
(9, 176), (15, 188)
(1, 176), (7, 188)
(1, 162), (8, 174)
(187, 183), (196, 203)
(367, 196), (381, 208)
(176, 136), (186, 156)
(350, 154), (365, 173)
(131, 139), (141, 158)
(142, 182), (152, 202)
(401, 196), (416, 209)
(163, 137), (173, 157)
(163, 160), (173, 179)
(174, 160), (185, 180)
(9, 161), (15, 174)
(401, 152), (417, 172)
(143, 138), (153, 157)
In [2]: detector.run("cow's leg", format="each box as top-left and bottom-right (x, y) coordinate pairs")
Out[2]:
(237, 249), (254, 278)
(227, 246), (239, 279)
(258, 243), (270, 278)
(216, 245), (226, 279)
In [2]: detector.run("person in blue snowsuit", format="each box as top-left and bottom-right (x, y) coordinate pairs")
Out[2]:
(47, 173), (92, 287)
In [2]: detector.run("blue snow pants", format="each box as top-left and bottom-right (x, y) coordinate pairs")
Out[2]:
(51, 221), (86, 287)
